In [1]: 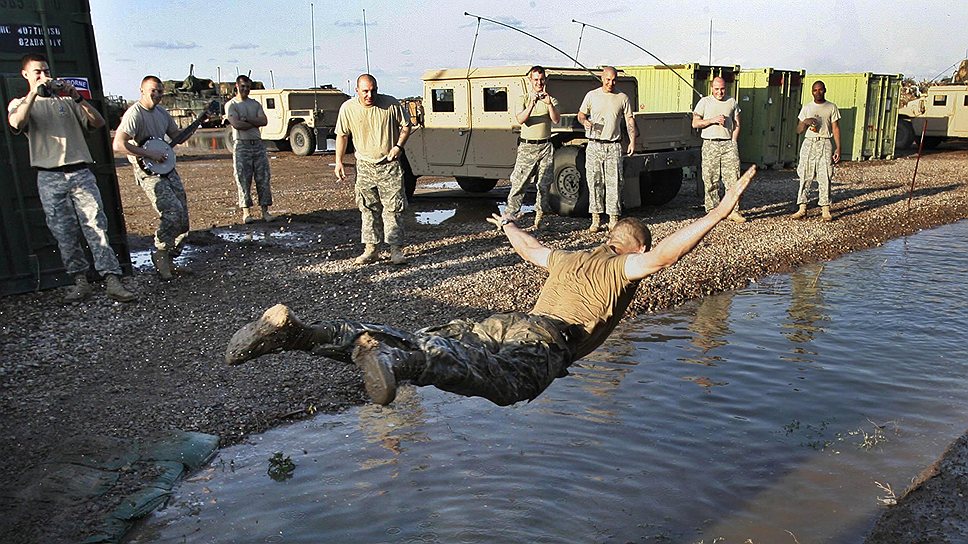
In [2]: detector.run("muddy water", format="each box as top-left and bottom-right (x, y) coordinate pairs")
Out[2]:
(126, 221), (968, 544)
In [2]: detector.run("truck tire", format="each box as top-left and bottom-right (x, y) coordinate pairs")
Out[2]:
(895, 119), (915, 150)
(548, 146), (589, 216)
(289, 123), (316, 156)
(275, 139), (292, 152)
(400, 151), (417, 200)
(640, 168), (683, 206)
(921, 136), (943, 150)
(455, 177), (498, 193)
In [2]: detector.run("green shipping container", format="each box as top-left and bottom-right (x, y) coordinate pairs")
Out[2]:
(1, 0), (130, 296)
(738, 68), (805, 168)
(800, 73), (902, 161)
(618, 63), (741, 113)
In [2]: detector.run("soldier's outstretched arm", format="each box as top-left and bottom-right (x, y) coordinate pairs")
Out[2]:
(486, 214), (551, 268)
(624, 166), (756, 280)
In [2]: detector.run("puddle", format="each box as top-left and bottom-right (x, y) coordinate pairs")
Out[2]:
(414, 209), (457, 225)
(129, 245), (204, 271)
(421, 180), (460, 190)
(210, 227), (313, 246)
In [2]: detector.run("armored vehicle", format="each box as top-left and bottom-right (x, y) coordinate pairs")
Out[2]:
(402, 66), (700, 215)
(248, 86), (350, 155)
(896, 61), (968, 149)
(160, 65), (264, 129)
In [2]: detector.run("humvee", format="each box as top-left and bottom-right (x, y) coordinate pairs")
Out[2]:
(401, 66), (701, 215)
(896, 60), (968, 149)
(248, 86), (350, 155)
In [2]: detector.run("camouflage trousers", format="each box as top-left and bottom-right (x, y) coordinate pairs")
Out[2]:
(701, 139), (741, 212)
(232, 139), (272, 208)
(506, 141), (554, 216)
(301, 312), (575, 406)
(796, 138), (834, 206)
(355, 159), (406, 246)
(36, 167), (122, 277)
(585, 140), (624, 215)
(133, 166), (190, 253)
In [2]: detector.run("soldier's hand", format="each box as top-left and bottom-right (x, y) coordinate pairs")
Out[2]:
(334, 163), (346, 182)
(626, 141), (635, 156)
(485, 212), (515, 229)
(720, 165), (756, 212)
(387, 146), (401, 162)
(715, 114), (727, 126)
(832, 150), (841, 163)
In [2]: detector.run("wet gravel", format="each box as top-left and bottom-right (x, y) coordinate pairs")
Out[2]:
(1, 140), (966, 542)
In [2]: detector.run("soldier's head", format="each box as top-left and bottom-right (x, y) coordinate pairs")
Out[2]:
(356, 74), (378, 106)
(140, 76), (164, 109)
(811, 81), (827, 103)
(236, 75), (253, 99)
(528, 66), (547, 94)
(607, 217), (652, 254)
(711, 77), (727, 100)
(600, 66), (618, 93)
(20, 53), (51, 90)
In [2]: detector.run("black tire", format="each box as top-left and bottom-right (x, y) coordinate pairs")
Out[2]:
(400, 151), (417, 200)
(289, 123), (316, 156)
(921, 136), (944, 150)
(275, 139), (292, 152)
(895, 119), (915, 150)
(640, 168), (684, 206)
(455, 177), (498, 193)
(548, 146), (589, 216)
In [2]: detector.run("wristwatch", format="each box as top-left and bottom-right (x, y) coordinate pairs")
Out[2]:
(500, 218), (515, 227)
(73, 95), (83, 103)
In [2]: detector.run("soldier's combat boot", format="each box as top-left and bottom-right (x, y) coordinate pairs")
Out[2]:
(390, 245), (408, 266)
(151, 249), (174, 280)
(607, 215), (620, 231)
(354, 243), (379, 265)
(790, 204), (807, 219)
(225, 304), (313, 365)
(821, 205), (832, 222)
(64, 274), (93, 302)
(242, 207), (255, 224)
(352, 333), (427, 406)
(262, 206), (275, 223)
(727, 210), (747, 223)
(104, 274), (137, 303)
(533, 210), (545, 230)
(588, 213), (601, 233)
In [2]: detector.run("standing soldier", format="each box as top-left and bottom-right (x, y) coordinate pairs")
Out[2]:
(225, 75), (274, 224)
(692, 76), (746, 222)
(334, 74), (412, 266)
(507, 65), (560, 230)
(792, 80), (841, 221)
(577, 66), (636, 233)
(6, 53), (137, 302)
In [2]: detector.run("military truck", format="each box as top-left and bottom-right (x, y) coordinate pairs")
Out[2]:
(401, 66), (701, 215)
(248, 86), (350, 155)
(896, 60), (968, 149)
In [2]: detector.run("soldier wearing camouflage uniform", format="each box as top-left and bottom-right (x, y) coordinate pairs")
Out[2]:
(792, 81), (841, 222)
(225, 75), (273, 224)
(334, 74), (412, 266)
(114, 75), (197, 280)
(578, 66), (636, 232)
(692, 77), (746, 222)
(507, 66), (559, 229)
(225, 166), (757, 406)
(7, 53), (136, 303)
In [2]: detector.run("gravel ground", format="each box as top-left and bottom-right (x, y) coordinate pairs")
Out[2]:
(1, 135), (966, 542)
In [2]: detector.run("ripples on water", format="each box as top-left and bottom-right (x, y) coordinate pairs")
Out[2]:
(128, 221), (968, 544)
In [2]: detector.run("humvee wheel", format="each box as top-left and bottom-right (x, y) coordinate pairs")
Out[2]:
(455, 177), (498, 193)
(640, 168), (683, 206)
(921, 136), (943, 150)
(549, 146), (589, 216)
(289, 123), (316, 156)
(895, 119), (915, 151)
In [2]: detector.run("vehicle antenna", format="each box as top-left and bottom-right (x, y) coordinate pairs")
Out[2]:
(363, 9), (370, 74)
(572, 19), (703, 99)
(466, 16), (481, 78)
(907, 121), (929, 210)
(929, 60), (960, 82)
(270, 70), (275, 88)
(311, 3), (318, 118)
(708, 19), (712, 65)
(464, 13), (600, 80)
(574, 23), (585, 67)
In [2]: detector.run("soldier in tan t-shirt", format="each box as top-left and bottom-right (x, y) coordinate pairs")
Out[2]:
(792, 80), (842, 221)
(226, 167), (758, 407)
(225, 75), (273, 224)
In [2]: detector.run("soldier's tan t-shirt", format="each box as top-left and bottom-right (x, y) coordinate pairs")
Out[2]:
(225, 96), (265, 140)
(7, 96), (93, 168)
(693, 95), (740, 140)
(798, 100), (841, 139)
(334, 94), (411, 163)
(579, 88), (632, 141)
(531, 245), (640, 359)
(518, 93), (560, 140)
(116, 102), (179, 165)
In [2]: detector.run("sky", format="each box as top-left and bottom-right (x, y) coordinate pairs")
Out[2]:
(88, 0), (968, 100)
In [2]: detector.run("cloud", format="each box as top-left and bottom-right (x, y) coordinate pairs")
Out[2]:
(134, 41), (199, 50)
(335, 19), (375, 28)
(229, 43), (260, 50)
(270, 50), (300, 57)
(400, 49), (413, 56)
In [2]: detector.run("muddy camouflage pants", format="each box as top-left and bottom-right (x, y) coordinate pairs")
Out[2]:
(355, 160), (406, 246)
(585, 140), (624, 215)
(796, 138), (834, 206)
(304, 312), (575, 406)
(133, 166), (190, 254)
(701, 139), (741, 212)
(507, 141), (554, 216)
(36, 167), (122, 277)
(233, 139), (272, 209)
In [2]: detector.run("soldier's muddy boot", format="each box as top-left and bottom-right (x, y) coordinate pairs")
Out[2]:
(225, 304), (311, 365)
(104, 274), (137, 303)
(588, 213), (601, 233)
(352, 333), (426, 406)
(821, 205), (832, 222)
(64, 274), (92, 302)
(790, 204), (807, 219)
(242, 207), (255, 224)
(390, 245), (408, 266)
(262, 206), (275, 223)
(607, 215), (620, 231)
(727, 210), (747, 223)
(354, 243), (379, 265)
(151, 249), (174, 280)
(533, 210), (544, 230)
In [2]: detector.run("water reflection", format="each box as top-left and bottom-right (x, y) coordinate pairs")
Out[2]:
(783, 263), (828, 350)
(684, 291), (735, 366)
